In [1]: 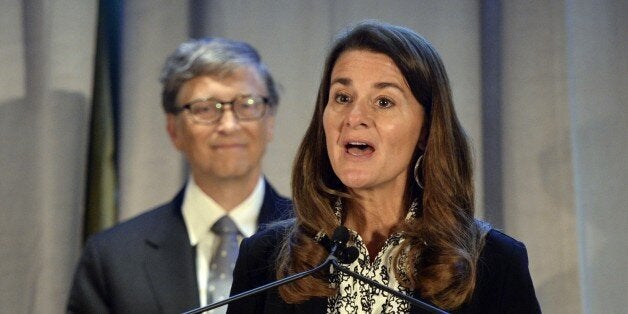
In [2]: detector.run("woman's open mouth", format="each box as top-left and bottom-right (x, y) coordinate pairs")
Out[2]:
(345, 141), (374, 156)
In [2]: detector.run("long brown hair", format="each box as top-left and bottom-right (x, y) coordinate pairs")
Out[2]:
(276, 21), (489, 310)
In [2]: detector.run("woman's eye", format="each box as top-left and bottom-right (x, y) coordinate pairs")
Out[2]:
(334, 93), (351, 104)
(376, 97), (394, 108)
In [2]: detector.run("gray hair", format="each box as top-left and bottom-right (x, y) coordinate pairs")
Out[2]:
(159, 38), (279, 113)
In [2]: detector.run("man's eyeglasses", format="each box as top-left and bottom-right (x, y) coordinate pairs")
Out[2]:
(175, 95), (269, 124)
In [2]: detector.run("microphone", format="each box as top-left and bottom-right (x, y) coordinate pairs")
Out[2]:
(316, 226), (359, 264)
(182, 226), (350, 314)
(336, 245), (359, 264)
(181, 226), (448, 314)
(322, 226), (447, 314)
(330, 225), (350, 255)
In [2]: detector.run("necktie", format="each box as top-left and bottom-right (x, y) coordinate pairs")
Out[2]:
(207, 215), (240, 311)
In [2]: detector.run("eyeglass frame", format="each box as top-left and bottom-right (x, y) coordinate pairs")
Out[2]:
(173, 94), (270, 124)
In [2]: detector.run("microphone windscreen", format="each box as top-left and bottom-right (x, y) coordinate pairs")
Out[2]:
(331, 226), (350, 245)
(338, 246), (359, 264)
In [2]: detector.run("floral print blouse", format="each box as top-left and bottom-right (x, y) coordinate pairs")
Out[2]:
(325, 199), (419, 313)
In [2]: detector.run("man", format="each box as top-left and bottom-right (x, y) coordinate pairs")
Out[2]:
(67, 38), (291, 313)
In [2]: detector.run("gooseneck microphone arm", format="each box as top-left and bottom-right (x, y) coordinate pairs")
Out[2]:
(181, 227), (348, 314)
(181, 226), (449, 314)
(324, 227), (447, 313)
(182, 257), (333, 314)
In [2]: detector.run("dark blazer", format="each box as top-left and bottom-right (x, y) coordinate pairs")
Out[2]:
(227, 223), (541, 314)
(67, 181), (291, 314)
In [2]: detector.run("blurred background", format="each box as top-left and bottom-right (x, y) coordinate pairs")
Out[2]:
(1, 0), (626, 313)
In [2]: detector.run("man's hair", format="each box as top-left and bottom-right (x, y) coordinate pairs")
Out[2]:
(159, 38), (279, 113)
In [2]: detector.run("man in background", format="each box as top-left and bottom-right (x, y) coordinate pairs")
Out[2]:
(68, 38), (291, 313)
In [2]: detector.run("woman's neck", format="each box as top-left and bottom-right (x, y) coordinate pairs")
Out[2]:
(343, 190), (406, 261)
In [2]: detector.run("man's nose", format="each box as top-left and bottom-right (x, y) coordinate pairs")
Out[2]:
(215, 107), (241, 133)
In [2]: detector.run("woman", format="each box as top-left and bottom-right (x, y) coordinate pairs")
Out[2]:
(228, 21), (540, 313)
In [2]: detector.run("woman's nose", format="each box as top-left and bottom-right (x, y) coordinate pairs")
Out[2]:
(345, 100), (370, 129)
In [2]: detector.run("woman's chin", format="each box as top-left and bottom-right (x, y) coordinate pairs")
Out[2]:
(339, 174), (375, 191)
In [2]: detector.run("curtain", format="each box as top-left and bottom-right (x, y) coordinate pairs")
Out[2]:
(1, 0), (625, 313)
(83, 0), (120, 238)
(0, 0), (97, 312)
(116, 0), (188, 221)
(567, 1), (627, 312)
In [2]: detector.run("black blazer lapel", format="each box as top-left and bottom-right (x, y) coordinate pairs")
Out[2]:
(266, 296), (327, 314)
(295, 297), (328, 314)
(143, 191), (200, 313)
(137, 181), (288, 313)
(408, 291), (450, 313)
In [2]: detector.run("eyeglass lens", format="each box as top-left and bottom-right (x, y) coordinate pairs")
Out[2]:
(187, 96), (266, 123)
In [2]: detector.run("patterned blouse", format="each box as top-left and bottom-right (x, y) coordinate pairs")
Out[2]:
(325, 199), (419, 314)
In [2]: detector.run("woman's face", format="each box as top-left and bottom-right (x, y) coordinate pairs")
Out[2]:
(323, 49), (425, 193)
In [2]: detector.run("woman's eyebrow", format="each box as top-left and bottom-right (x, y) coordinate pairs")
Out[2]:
(330, 77), (351, 86)
(373, 81), (404, 92)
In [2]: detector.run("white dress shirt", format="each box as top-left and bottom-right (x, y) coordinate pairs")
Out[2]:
(182, 176), (265, 307)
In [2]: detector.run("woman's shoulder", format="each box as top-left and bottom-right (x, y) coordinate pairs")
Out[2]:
(484, 229), (527, 252)
(233, 219), (295, 289)
(467, 229), (540, 313)
(241, 218), (295, 257)
(479, 228), (530, 269)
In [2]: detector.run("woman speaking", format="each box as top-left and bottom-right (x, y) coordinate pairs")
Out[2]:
(227, 21), (540, 313)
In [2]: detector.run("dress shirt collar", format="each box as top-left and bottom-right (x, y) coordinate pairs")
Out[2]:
(182, 176), (265, 246)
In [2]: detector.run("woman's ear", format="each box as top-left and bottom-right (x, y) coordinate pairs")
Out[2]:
(418, 123), (429, 150)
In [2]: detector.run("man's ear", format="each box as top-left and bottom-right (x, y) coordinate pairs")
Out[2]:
(166, 114), (183, 150)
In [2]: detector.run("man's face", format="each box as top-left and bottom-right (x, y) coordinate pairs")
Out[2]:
(167, 67), (275, 184)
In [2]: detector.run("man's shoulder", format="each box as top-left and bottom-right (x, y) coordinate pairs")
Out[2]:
(262, 180), (291, 205)
(85, 197), (183, 252)
(259, 180), (293, 223)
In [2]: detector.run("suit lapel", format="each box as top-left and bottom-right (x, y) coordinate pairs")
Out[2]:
(137, 182), (289, 313)
(256, 179), (291, 227)
(143, 191), (200, 313)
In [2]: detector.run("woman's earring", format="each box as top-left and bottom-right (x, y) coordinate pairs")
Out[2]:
(414, 155), (424, 189)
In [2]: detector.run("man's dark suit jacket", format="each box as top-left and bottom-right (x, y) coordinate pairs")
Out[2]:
(227, 224), (541, 314)
(67, 181), (291, 314)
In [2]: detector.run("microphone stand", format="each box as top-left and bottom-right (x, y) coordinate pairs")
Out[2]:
(182, 254), (448, 314)
(181, 255), (335, 314)
(329, 258), (448, 314)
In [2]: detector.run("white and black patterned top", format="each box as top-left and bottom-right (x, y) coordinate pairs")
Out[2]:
(325, 199), (419, 314)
